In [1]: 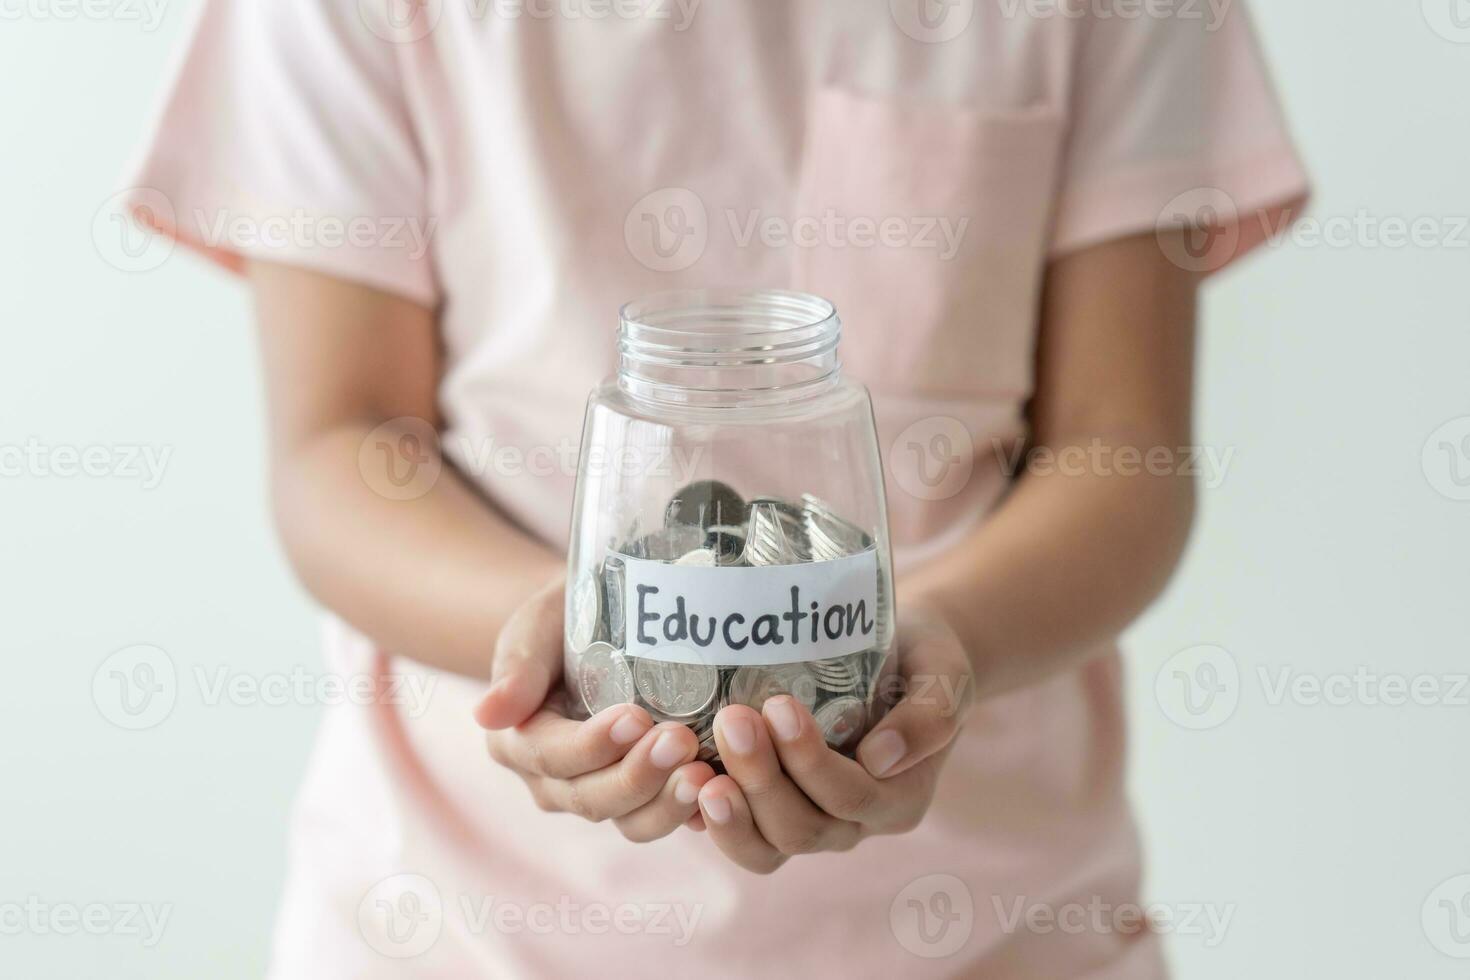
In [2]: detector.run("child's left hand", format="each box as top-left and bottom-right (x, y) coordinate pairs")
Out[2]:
(695, 607), (975, 874)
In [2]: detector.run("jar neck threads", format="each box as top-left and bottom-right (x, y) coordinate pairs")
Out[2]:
(617, 289), (842, 407)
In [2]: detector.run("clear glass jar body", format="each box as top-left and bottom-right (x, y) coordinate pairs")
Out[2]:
(564, 289), (896, 764)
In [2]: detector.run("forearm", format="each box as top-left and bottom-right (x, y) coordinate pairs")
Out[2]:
(271, 419), (562, 680)
(903, 436), (1195, 698)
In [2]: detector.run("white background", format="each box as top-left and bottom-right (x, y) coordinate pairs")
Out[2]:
(2, 1), (1468, 977)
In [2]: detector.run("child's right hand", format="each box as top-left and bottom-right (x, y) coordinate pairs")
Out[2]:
(474, 577), (717, 842)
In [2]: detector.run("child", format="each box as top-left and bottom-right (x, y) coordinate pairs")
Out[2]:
(128, 1), (1306, 975)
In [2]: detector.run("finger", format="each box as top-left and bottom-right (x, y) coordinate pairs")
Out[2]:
(685, 813), (706, 833)
(762, 695), (936, 834)
(474, 579), (564, 730)
(858, 617), (974, 779)
(697, 776), (785, 875)
(486, 702), (654, 779)
(539, 722), (700, 821)
(715, 705), (859, 857)
(614, 762), (716, 843)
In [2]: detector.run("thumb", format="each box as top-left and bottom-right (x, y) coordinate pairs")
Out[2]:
(473, 581), (564, 730)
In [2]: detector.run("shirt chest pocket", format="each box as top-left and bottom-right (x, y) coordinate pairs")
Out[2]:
(791, 88), (1065, 400)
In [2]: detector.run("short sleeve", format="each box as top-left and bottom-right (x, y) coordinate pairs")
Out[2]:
(123, 0), (438, 307)
(1050, 3), (1310, 273)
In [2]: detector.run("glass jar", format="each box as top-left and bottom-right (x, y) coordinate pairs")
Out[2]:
(564, 288), (896, 765)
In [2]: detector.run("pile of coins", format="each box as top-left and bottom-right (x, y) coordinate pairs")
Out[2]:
(567, 480), (890, 764)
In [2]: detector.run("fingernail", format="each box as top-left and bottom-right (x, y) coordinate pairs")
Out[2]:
(860, 730), (906, 778)
(719, 714), (756, 754)
(764, 698), (801, 742)
(650, 729), (687, 769)
(609, 711), (646, 745)
(702, 793), (732, 824)
(674, 775), (701, 805)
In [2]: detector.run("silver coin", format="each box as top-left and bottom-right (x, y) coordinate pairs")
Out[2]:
(665, 480), (748, 530)
(625, 523), (709, 561)
(601, 557), (626, 648)
(567, 567), (602, 653)
(810, 656), (861, 694)
(696, 730), (720, 763)
(633, 657), (720, 718)
(814, 696), (867, 752)
(743, 499), (810, 566)
(800, 493), (872, 561)
(577, 642), (635, 716)
(727, 663), (821, 712)
(674, 547), (718, 567)
(705, 524), (748, 565)
(874, 559), (891, 648)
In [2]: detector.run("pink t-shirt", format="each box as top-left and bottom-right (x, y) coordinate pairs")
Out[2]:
(129, 2), (1307, 976)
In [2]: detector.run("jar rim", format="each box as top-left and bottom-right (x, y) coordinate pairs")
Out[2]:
(618, 288), (840, 367)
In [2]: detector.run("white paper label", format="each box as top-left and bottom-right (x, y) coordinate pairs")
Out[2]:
(621, 550), (881, 666)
